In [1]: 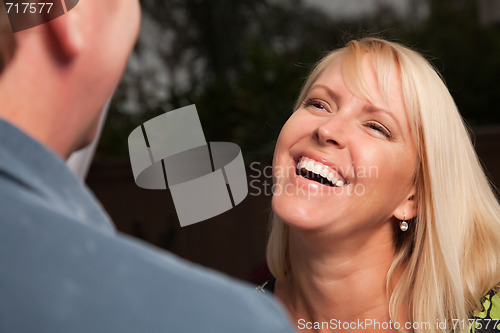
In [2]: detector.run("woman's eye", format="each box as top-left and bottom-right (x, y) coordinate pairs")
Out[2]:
(365, 122), (392, 139)
(303, 99), (329, 112)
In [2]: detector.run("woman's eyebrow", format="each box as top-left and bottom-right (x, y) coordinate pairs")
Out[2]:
(365, 106), (403, 133)
(309, 84), (341, 102)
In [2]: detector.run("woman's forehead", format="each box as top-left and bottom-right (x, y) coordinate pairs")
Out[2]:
(313, 53), (403, 111)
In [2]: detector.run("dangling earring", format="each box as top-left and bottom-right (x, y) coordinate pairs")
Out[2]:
(400, 213), (408, 232)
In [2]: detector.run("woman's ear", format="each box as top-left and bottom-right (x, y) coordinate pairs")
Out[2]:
(393, 186), (417, 221)
(44, 7), (82, 61)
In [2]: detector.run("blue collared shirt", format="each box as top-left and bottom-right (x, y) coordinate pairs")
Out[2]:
(0, 119), (294, 333)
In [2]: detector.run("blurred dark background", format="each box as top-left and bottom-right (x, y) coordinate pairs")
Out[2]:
(86, 0), (500, 284)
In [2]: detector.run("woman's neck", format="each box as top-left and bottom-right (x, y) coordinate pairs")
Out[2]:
(275, 225), (404, 332)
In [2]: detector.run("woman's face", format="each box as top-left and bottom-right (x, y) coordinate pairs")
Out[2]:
(272, 54), (417, 237)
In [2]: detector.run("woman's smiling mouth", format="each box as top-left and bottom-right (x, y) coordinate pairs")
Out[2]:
(295, 156), (348, 187)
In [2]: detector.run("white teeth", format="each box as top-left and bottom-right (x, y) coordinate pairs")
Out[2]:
(305, 160), (315, 172)
(313, 164), (323, 174)
(329, 174), (338, 184)
(297, 157), (347, 187)
(320, 168), (329, 178)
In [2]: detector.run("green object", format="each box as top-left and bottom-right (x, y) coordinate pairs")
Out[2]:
(470, 290), (500, 332)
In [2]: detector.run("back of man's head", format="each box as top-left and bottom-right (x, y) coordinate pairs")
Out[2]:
(0, 0), (140, 159)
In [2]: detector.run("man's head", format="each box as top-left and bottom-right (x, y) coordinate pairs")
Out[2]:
(0, 0), (140, 158)
(0, 4), (16, 72)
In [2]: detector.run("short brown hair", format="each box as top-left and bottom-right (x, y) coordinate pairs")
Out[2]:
(0, 4), (16, 74)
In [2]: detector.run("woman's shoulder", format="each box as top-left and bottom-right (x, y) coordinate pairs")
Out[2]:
(470, 289), (500, 332)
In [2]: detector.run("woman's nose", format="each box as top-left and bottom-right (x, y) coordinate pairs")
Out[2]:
(313, 115), (347, 149)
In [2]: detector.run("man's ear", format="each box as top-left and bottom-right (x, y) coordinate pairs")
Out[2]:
(393, 186), (417, 221)
(44, 7), (82, 61)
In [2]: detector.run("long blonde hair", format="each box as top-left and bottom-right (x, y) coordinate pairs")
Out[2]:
(266, 37), (500, 333)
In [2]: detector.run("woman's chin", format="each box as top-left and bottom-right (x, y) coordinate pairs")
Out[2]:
(272, 195), (333, 231)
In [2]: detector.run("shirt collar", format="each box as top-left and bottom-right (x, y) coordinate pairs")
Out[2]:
(0, 118), (115, 233)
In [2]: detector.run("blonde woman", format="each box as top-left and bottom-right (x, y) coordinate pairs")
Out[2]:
(261, 38), (500, 332)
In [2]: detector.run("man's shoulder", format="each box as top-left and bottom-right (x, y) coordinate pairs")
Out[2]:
(0, 191), (293, 333)
(0, 121), (293, 333)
